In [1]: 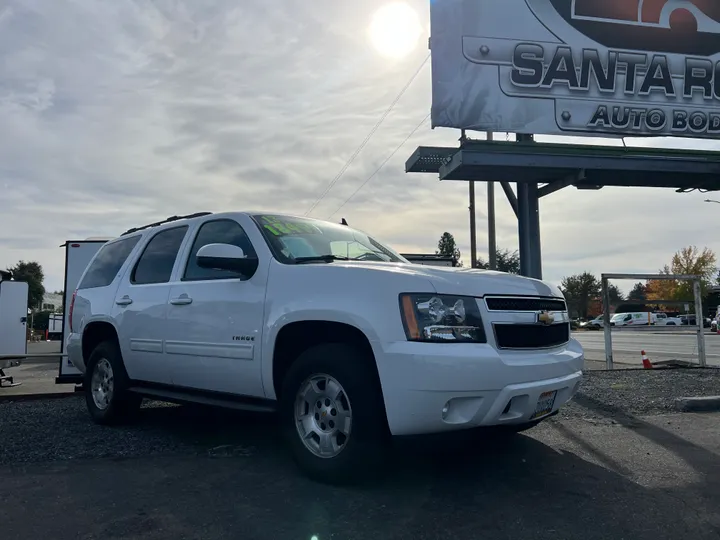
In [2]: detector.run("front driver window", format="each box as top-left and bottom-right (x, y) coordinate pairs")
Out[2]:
(184, 219), (257, 281)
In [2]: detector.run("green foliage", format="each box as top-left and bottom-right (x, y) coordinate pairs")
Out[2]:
(477, 249), (520, 274)
(436, 232), (462, 266)
(627, 282), (647, 302)
(607, 283), (625, 303)
(6, 260), (45, 309)
(561, 272), (601, 319)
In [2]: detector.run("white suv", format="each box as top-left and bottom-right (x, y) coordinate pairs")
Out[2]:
(67, 212), (584, 483)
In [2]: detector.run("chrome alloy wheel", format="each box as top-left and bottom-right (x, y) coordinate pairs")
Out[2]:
(91, 358), (114, 410)
(294, 373), (352, 459)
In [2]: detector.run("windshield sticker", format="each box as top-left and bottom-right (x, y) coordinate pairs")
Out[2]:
(260, 216), (322, 236)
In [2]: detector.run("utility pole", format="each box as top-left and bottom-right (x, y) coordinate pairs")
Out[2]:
(463, 129), (478, 269)
(487, 132), (496, 270)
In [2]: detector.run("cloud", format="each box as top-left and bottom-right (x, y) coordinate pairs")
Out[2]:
(1, 0), (719, 296)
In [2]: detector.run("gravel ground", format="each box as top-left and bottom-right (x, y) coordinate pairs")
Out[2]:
(1, 369), (719, 466)
(562, 368), (720, 419)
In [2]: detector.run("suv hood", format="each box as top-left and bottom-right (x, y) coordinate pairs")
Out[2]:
(405, 264), (562, 298)
(325, 262), (562, 298)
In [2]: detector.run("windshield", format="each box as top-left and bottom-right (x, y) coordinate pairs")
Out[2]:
(252, 214), (408, 265)
(611, 313), (627, 321)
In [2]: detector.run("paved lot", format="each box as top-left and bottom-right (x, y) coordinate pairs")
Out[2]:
(1, 341), (70, 397)
(1, 371), (719, 540)
(574, 330), (720, 368)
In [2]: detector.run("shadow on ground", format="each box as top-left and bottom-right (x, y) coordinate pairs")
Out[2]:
(2, 395), (719, 540)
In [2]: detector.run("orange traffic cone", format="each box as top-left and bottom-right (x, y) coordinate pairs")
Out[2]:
(641, 350), (653, 369)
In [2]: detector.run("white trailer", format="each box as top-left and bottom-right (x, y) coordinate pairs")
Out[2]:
(0, 279), (29, 387)
(56, 239), (111, 384)
(47, 313), (63, 340)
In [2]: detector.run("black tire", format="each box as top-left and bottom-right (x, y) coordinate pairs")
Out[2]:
(84, 340), (142, 425)
(280, 343), (389, 485)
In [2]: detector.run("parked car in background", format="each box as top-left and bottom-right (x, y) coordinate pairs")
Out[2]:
(580, 315), (604, 329)
(653, 312), (683, 326)
(677, 315), (711, 328)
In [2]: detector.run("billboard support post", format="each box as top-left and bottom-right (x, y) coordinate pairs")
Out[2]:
(515, 134), (542, 279)
(469, 179), (477, 268)
(487, 132), (497, 270)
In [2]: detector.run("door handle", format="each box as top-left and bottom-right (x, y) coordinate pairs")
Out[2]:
(115, 295), (133, 306)
(170, 295), (193, 306)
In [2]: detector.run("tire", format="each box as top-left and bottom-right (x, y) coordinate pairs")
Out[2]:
(280, 343), (389, 485)
(85, 340), (142, 425)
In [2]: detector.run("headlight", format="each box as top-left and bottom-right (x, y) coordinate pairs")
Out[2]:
(399, 294), (486, 343)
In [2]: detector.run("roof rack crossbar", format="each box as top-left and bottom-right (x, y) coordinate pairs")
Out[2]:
(121, 212), (213, 236)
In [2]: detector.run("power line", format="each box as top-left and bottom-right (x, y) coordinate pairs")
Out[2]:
(327, 113), (430, 219)
(304, 53), (430, 217)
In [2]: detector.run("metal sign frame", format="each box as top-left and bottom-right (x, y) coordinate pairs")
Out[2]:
(600, 273), (706, 369)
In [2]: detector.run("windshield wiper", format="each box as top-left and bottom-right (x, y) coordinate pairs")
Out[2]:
(293, 255), (350, 264)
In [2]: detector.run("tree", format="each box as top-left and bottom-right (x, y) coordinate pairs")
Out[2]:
(628, 282), (647, 302)
(477, 248), (520, 274)
(561, 272), (601, 318)
(7, 261), (45, 309)
(607, 283), (625, 304)
(646, 246), (717, 303)
(436, 232), (461, 266)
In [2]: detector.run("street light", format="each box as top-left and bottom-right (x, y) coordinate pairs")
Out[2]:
(704, 199), (720, 204)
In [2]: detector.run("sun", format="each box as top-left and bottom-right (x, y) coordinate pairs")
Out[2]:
(368, 2), (423, 60)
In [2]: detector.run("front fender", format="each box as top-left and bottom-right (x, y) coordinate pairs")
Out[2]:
(260, 306), (384, 400)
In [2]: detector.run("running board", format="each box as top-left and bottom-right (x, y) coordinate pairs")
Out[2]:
(127, 386), (277, 413)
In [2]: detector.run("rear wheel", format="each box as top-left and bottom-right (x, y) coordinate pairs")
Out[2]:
(280, 343), (388, 485)
(85, 340), (142, 425)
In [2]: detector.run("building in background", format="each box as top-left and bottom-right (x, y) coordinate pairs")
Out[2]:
(41, 292), (63, 312)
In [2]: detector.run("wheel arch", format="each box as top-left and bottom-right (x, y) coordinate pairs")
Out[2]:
(82, 320), (121, 366)
(269, 319), (383, 403)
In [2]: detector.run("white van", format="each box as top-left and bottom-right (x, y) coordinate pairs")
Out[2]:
(610, 312), (653, 326)
(611, 312), (682, 326)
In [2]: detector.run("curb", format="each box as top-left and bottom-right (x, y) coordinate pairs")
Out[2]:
(674, 396), (720, 413)
(0, 391), (80, 403)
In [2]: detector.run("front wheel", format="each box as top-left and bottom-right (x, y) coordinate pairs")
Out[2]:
(85, 340), (142, 425)
(280, 343), (389, 485)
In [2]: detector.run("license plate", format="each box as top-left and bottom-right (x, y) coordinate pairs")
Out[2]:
(531, 390), (557, 420)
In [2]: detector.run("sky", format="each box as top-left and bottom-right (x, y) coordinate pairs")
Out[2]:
(2, 0), (720, 294)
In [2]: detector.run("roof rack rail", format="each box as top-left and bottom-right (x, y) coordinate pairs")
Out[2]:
(121, 212), (213, 236)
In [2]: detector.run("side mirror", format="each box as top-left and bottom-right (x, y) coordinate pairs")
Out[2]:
(196, 243), (258, 276)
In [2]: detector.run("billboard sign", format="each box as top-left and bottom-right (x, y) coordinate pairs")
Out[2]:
(430, 0), (720, 138)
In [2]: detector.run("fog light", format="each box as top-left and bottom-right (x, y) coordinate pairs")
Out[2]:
(441, 402), (450, 420)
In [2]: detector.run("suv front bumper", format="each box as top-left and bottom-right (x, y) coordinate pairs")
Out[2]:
(375, 339), (584, 436)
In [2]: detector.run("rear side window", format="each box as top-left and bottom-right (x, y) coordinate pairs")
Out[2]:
(183, 219), (257, 281)
(131, 226), (188, 285)
(79, 236), (141, 290)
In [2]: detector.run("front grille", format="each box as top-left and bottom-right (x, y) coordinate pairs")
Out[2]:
(494, 323), (570, 349)
(485, 297), (567, 312)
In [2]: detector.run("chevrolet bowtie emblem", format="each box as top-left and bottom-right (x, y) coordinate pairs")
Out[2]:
(537, 311), (555, 325)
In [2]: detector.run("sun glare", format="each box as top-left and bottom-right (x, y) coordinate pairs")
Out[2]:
(368, 2), (422, 59)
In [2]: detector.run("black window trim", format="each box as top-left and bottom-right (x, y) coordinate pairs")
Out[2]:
(181, 218), (258, 283)
(130, 225), (189, 286)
